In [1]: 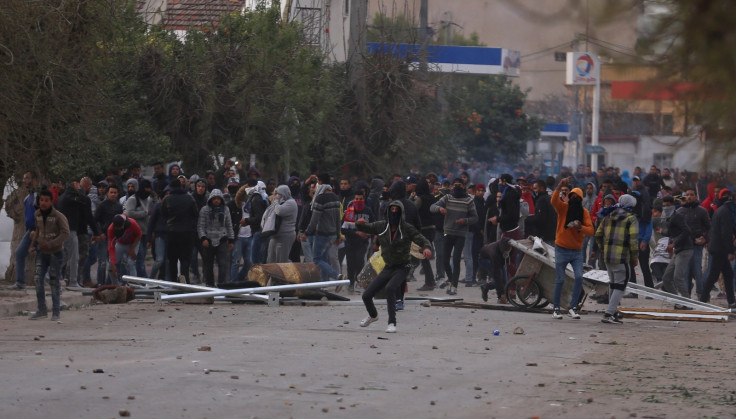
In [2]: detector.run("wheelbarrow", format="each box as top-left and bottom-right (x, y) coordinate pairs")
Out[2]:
(505, 237), (598, 311)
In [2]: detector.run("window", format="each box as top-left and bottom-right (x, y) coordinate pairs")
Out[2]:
(653, 153), (673, 169)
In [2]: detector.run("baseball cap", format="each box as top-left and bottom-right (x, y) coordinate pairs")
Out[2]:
(405, 175), (418, 184)
(632, 175), (641, 181)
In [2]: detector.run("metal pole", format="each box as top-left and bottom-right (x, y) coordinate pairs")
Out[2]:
(591, 72), (600, 172)
(122, 276), (268, 301)
(157, 280), (350, 301)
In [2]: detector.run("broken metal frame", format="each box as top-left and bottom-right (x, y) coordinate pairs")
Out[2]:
(122, 276), (268, 302)
(153, 280), (349, 302)
(122, 276), (350, 305)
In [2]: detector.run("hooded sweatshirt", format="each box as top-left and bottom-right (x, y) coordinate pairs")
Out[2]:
(125, 179), (153, 233)
(273, 185), (298, 236)
(355, 200), (431, 268)
(551, 189), (594, 250)
(197, 189), (234, 247)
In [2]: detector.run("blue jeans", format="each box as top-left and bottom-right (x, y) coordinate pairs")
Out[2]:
(114, 242), (137, 284)
(150, 235), (168, 281)
(301, 235), (315, 263)
(34, 251), (64, 314)
(312, 235), (339, 281)
(463, 233), (474, 282)
(231, 236), (253, 282)
(554, 245), (584, 309)
(688, 245), (704, 295)
(14, 230), (33, 286)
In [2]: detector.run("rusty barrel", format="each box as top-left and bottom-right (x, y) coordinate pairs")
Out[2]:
(248, 263), (324, 298)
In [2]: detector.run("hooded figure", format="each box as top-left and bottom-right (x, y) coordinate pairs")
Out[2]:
(120, 178), (139, 205)
(197, 189), (234, 286)
(355, 200), (432, 333)
(388, 180), (421, 230)
(369, 178), (385, 218)
(265, 185), (298, 263)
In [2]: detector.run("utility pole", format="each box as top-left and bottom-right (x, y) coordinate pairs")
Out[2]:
(418, 0), (429, 81)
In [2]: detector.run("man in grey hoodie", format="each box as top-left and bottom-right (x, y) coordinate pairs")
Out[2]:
(197, 189), (234, 287)
(267, 185), (298, 263)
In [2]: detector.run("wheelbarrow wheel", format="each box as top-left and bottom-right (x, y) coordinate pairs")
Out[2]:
(505, 275), (542, 309)
(533, 297), (550, 309)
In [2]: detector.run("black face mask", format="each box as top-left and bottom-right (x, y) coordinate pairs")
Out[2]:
(452, 185), (465, 198)
(289, 184), (300, 197)
(388, 210), (402, 226)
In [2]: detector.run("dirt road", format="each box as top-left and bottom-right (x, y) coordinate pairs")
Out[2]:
(1, 283), (734, 419)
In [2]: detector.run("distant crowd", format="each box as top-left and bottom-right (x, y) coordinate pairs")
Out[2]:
(4, 158), (735, 321)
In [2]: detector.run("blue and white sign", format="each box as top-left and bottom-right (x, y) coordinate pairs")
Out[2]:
(366, 43), (520, 76)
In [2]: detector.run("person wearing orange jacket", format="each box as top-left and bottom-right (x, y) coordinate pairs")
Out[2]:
(550, 178), (595, 319)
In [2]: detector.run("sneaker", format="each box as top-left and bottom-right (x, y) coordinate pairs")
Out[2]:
(29, 311), (48, 320)
(480, 283), (489, 302)
(552, 308), (563, 319)
(464, 280), (478, 287)
(8, 283), (26, 290)
(674, 304), (693, 310)
(438, 278), (449, 289)
(601, 314), (613, 324)
(446, 287), (457, 296)
(497, 295), (508, 304)
(51, 312), (60, 321)
(385, 323), (397, 333)
(622, 292), (638, 299)
(395, 300), (404, 311)
(347, 284), (355, 294)
(66, 281), (82, 289)
(610, 316), (623, 324)
(416, 284), (435, 291)
(568, 308), (581, 319)
(360, 316), (378, 327)
(716, 292), (727, 300)
(728, 303), (736, 310)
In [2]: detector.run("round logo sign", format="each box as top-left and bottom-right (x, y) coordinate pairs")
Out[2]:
(575, 54), (595, 77)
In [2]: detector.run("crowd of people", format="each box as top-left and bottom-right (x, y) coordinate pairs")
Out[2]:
(4, 158), (736, 326)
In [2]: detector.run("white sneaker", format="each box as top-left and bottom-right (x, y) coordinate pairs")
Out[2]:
(568, 308), (581, 319)
(552, 308), (563, 319)
(386, 323), (397, 333)
(360, 316), (378, 327)
(66, 282), (82, 289)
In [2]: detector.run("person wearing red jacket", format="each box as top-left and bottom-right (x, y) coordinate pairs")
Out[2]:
(107, 214), (142, 284)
